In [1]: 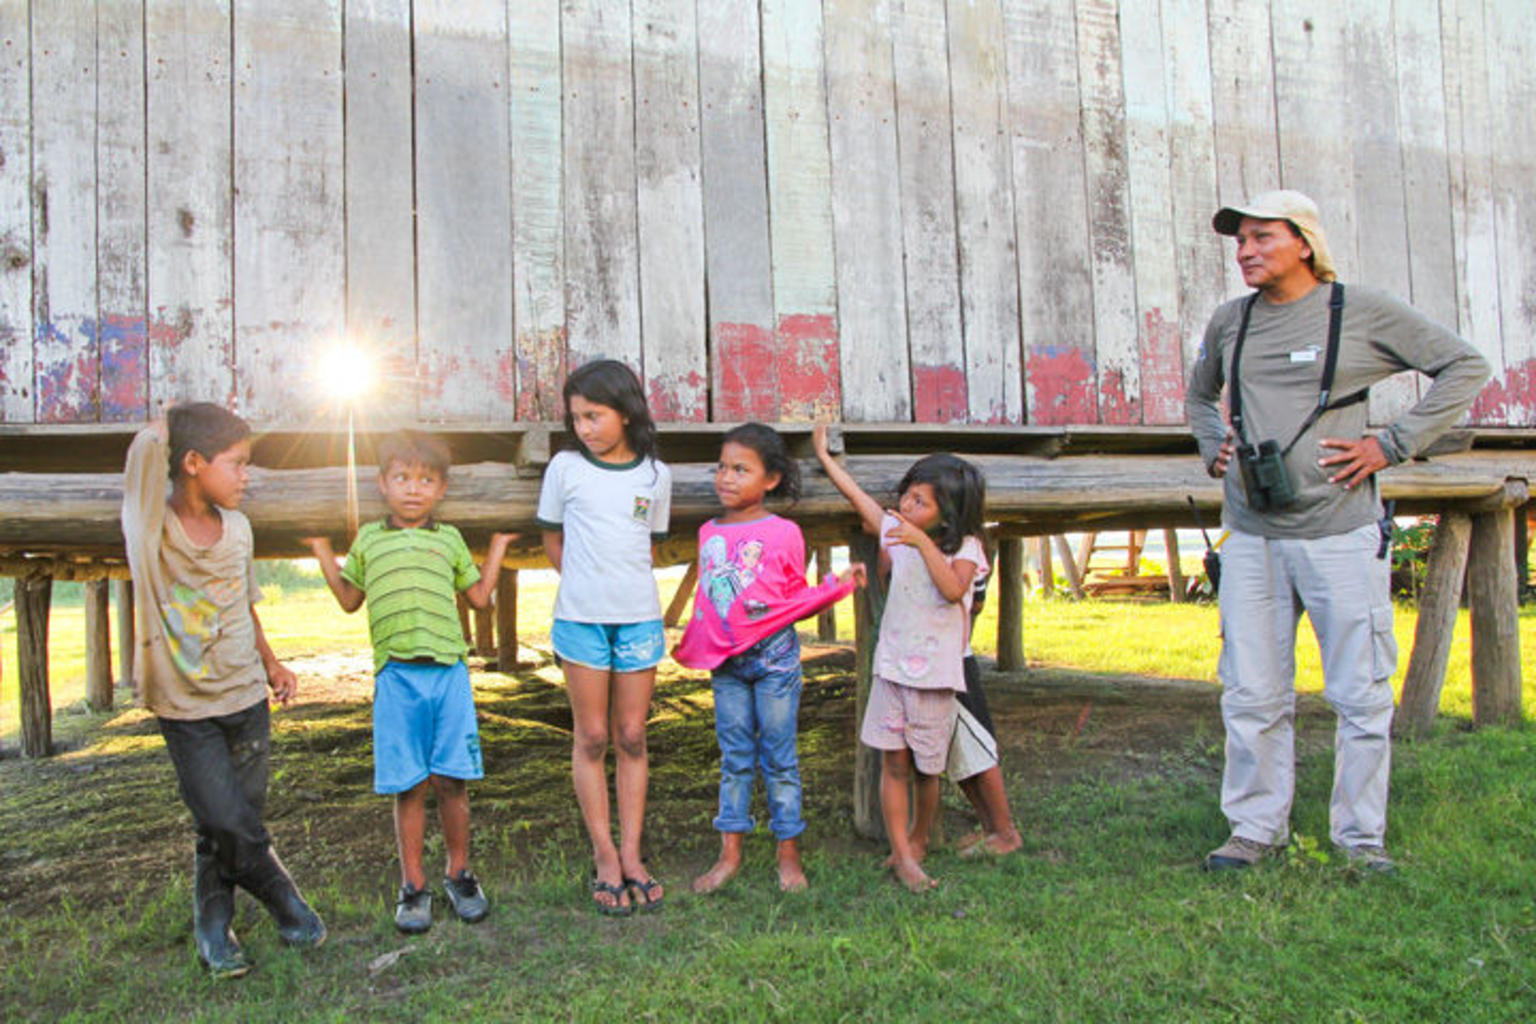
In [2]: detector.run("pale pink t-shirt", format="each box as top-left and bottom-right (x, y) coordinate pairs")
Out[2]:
(874, 513), (986, 692)
(673, 514), (856, 670)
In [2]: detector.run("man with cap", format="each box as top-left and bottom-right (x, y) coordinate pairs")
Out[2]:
(1187, 190), (1489, 873)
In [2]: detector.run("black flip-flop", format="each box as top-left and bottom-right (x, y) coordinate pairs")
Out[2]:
(588, 874), (632, 917)
(624, 875), (664, 913)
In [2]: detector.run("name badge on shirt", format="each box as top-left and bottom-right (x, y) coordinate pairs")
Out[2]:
(1289, 346), (1321, 364)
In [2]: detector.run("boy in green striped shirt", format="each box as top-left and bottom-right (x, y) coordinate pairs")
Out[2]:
(306, 431), (514, 933)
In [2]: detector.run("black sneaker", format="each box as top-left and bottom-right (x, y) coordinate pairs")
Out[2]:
(443, 870), (489, 923)
(394, 883), (432, 934)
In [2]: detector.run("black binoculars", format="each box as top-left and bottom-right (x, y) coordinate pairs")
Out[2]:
(1236, 439), (1297, 512)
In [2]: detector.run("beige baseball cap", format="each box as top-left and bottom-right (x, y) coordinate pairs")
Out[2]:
(1212, 189), (1336, 282)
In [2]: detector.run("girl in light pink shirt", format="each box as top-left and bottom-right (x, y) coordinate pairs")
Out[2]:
(676, 424), (864, 893)
(814, 425), (987, 892)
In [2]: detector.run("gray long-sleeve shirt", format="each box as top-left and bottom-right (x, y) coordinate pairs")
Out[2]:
(1186, 282), (1490, 539)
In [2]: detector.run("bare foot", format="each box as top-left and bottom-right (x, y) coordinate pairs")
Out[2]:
(777, 839), (808, 892)
(891, 857), (938, 893)
(692, 832), (744, 894)
(692, 856), (740, 894)
(955, 830), (987, 854)
(959, 829), (1023, 859)
(884, 834), (928, 869)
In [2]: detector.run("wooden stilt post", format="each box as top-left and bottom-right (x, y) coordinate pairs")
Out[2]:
(1164, 528), (1185, 603)
(473, 604), (495, 658)
(1395, 513), (1472, 738)
(815, 546), (837, 641)
(996, 537), (1025, 671)
(1034, 536), (1054, 596)
(17, 572), (53, 758)
(1516, 499), (1531, 597)
(663, 561), (698, 628)
(1469, 506), (1523, 726)
(85, 579), (113, 711)
(1052, 535), (1084, 598)
(115, 579), (134, 693)
(850, 532), (885, 840)
(495, 571), (518, 670)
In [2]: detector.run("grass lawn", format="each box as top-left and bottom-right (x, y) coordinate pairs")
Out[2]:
(1, 573), (1533, 1021)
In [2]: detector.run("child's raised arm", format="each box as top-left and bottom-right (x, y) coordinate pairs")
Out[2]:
(813, 424), (883, 536)
(462, 532), (517, 609)
(303, 536), (365, 612)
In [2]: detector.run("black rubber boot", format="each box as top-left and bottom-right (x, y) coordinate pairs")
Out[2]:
(193, 849), (252, 978)
(242, 847), (326, 948)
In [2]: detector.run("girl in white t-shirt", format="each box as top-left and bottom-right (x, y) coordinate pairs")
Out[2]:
(536, 360), (672, 915)
(813, 425), (988, 892)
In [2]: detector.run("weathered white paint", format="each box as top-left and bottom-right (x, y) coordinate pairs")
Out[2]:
(0, 0), (32, 421)
(947, 0), (1022, 424)
(508, 0), (565, 421)
(633, 0), (706, 421)
(1487, 0), (1536, 424)
(3, 1), (1533, 430)
(234, 0), (344, 425)
(146, 0), (235, 412)
(893, 0), (965, 424)
(1160, 0), (1226, 374)
(97, 0), (148, 423)
(562, 1), (640, 372)
(699, 0), (776, 420)
(31, 2), (97, 422)
(826, 0), (910, 421)
(762, 0), (842, 420)
(415, 0), (512, 421)
(1003, 0), (1097, 425)
(1075, 0), (1140, 423)
(1119, 0), (1185, 425)
(344, 0), (417, 423)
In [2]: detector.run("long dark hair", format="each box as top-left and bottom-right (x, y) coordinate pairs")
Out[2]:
(896, 453), (986, 555)
(721, 422), (801, 502)
(562, 359), (658, 462)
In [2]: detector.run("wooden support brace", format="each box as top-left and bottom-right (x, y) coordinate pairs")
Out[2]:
(664, 561), (698, 628)
(996, 537), (1025, 671)
(1052, 535), (1084, 598)
(1469, 506), (1523, 727)
(85, 579), (113, 711)
(495, 571), (519, 671)
(1034, 535), (1054, 596)
(815, 546), (837, 641)
(1164, 529), (1185, 603)
(17, 573), (53, 758)
(850, 531), (885, 841)
(115, 579), (134, 692)
(473, 604), (495, 658)
(1395, 513), (1471, 739)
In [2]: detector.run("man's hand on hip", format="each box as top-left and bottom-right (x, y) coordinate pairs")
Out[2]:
(1318, 435), (1389, 489)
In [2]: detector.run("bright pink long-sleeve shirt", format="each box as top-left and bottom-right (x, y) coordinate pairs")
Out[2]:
(673, 514), (856, 670)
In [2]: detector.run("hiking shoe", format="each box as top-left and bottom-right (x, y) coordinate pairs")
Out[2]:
(1202, 835), (1273, 871)
(394, 883), (433, 934)
(1339, 844), (1397, 875)
(443, 870), (489, 923)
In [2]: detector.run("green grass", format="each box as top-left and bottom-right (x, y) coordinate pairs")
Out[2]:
(1, 579), (1533, 1021)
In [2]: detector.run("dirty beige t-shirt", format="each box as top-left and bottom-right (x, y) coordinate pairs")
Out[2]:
(120, 426), (269, 720)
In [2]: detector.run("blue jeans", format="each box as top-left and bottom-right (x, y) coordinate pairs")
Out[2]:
(711, 627), (805, 840)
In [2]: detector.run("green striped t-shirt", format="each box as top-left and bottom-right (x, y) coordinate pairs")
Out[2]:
(341, 519), (480, 673)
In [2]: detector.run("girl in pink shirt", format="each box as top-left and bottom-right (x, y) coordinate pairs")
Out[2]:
(814, 425), (988, 892)
(676, 424), (864, 893)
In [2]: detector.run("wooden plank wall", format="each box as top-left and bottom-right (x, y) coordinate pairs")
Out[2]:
(0, 0), (1532, 430)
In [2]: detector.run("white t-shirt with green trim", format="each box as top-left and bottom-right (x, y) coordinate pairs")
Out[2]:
(535, 449), (671, 623)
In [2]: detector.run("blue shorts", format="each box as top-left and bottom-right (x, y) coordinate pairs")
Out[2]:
(373, 659), (483, 795)
(550, 618), (666, 672)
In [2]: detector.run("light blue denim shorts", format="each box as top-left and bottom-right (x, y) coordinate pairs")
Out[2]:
(551, 618), (666, 672)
